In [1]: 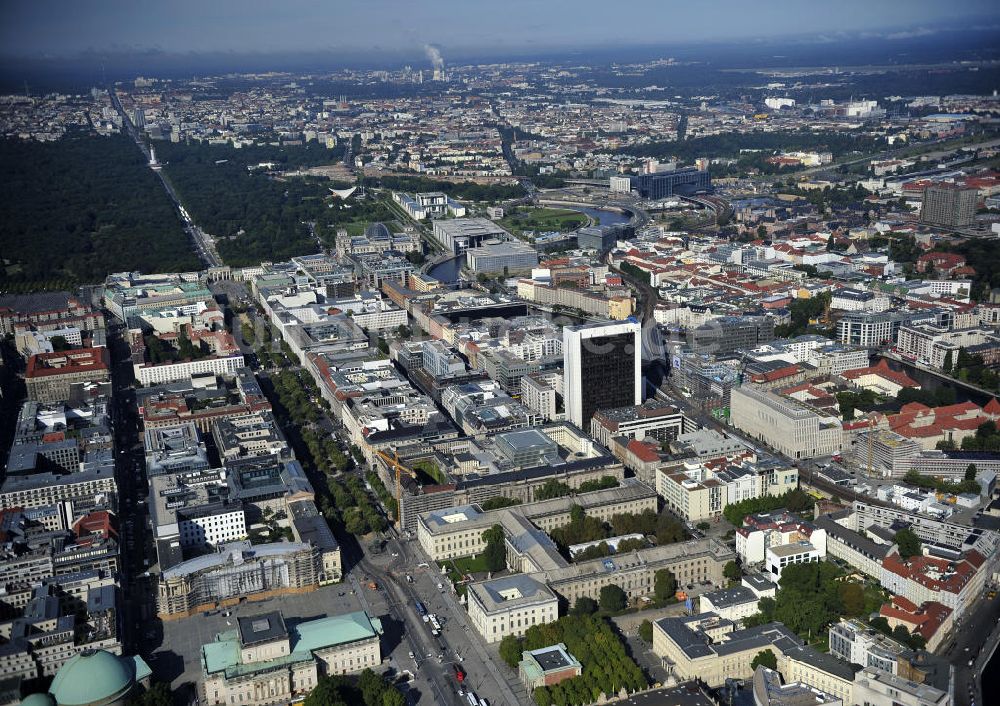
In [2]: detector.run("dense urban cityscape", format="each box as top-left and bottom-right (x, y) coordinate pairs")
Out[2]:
(1, 3), (1000, 706)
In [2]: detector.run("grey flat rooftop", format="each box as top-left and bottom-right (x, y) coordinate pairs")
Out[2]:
(422, 504), (483, 529)
(701, 585), (757, 609)
(784, 644), (860, 682)
(768, 541), (816, 558)
(742, 572), (776, 594)
(497, 428), (554, 451)
(532, 646), (571, 671)
(237, 611), (287, 647)
(468, 574), (556, 614)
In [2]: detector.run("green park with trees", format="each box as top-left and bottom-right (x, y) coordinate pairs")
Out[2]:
(722, 488), (813, 527)
(497, 614), (647, 706)
(0, 134), (201, 290)
(743, 562), (894, 648)
(302, 669), (404, 706)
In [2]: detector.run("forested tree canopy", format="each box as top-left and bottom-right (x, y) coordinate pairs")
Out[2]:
(0, 133), (200, 289)
(498, 614), (647, 705)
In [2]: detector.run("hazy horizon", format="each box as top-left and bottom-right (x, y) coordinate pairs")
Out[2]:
(3, 0), (998, 61)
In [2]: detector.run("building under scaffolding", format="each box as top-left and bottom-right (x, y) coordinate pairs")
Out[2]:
(156, 541), (321, 619)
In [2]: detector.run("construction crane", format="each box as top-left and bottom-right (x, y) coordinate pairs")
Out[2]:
(375, 450), (416, 525)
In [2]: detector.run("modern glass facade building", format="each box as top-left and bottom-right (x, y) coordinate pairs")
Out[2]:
(562, 320), (642, 429)
(631, 167), (711, 199)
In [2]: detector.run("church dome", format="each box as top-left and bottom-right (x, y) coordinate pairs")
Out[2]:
(49, 649), (134, 706)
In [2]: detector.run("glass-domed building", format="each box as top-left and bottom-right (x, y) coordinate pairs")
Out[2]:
(23, 649), (152, 706)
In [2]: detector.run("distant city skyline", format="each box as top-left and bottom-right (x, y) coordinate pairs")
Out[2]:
(2, 0), (998, 60)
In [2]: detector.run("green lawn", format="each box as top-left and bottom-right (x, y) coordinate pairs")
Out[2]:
(439, 556), (488, 598)
(500, 207), (587, 235)
(447, 553), (490, 574)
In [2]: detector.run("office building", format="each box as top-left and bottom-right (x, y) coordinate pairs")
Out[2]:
(609, 175), (633, 194)
(630, 167), (711, 199)
(149, 470), (247, 557)
(465, 241), (539, 274)
(851, 667), (950, 706)
(422, 339), (466, 378)
(590, 399), (693, 448)
(920, 183), (978, 228)
(837, 312), (923, 348)
(521, 374), (560, 422)
(730, 386), (842, 460)
(576, 223), (634, 252)
(563, 320), (642, 429)
(765, 541), (821, 583)
(433, 218), (511, 254)
(827, 619), (908, 676)
(689, 315), (775, 357)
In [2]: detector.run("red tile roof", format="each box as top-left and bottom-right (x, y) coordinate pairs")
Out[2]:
(842, 359), (919, 389)
(25, 347), (109, 379)
(626, 439), (662, 464)
(750, 364), (800, 384)
(882, 552), (980, 596)
(880, 597), (952, 642)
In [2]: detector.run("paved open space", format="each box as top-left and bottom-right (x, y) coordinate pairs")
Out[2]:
(151, 582), (366, 693)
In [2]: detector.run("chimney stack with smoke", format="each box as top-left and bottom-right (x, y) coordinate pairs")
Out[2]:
(425, 44), (445, 81)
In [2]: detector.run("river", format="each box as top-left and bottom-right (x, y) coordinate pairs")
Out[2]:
(878, 356), (998, 407)
(427, 207), (630, 285)
(574, 206), (630, 227)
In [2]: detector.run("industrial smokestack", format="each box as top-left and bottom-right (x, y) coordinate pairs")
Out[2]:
(424, 44), (444, 70)
(424, 44), (445, 80)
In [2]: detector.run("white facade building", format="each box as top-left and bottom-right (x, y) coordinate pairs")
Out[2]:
(765, 541), (821, 583)
(136, 354), (245, 387)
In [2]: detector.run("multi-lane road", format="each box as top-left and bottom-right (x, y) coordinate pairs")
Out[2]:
(106, 88), (222, 268)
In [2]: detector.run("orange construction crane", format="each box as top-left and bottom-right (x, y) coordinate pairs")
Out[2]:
(375, 450), (415, 524)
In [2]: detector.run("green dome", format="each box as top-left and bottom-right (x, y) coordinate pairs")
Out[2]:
(49, 649), (134, 706)
(21, 695), (56, 706)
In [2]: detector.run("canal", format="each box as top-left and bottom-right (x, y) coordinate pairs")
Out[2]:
(878, 356), (998, 407)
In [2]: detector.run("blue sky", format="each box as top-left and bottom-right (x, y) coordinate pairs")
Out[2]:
(2, 0), (997, 58)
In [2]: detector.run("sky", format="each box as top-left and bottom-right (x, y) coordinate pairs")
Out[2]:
(2, 0), (998, 61)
